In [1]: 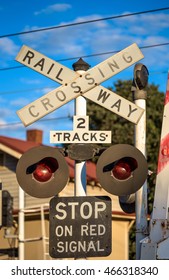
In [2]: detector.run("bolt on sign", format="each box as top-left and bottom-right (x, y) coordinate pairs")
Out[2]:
(15, 43), (144, 126)
(49, 196), (112, 258)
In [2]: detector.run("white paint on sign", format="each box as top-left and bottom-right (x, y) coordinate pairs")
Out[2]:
(56, 240), (104, 253)
(17, 83), (81, 126)
(84, 85), (144, 124)
(16, 45), (78, 84)
(53, 201), (107, 251)
(16, 43), (144, 126)
(55, 200), (107, 220)
(50, 116), (111, 143)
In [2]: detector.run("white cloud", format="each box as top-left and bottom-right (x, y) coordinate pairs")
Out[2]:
(34, 4), (72, 15)
(0, 107), (12, 118)
(0, 118), (7, 125)
(20, 77), (42, 85)
(0, 38), (18, 56)
(10, 97), (30, 106)
(14, 11), (169, 94)
(20, 12), (169, 61)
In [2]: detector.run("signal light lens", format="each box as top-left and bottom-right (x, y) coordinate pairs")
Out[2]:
(28, 157), (58, 183)
(111, 157), (138, 180)
(33, 163), (53, 182)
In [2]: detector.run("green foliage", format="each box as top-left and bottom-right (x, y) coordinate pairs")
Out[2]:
(87, 78), (165, 259)
(87, 80), (135, 146)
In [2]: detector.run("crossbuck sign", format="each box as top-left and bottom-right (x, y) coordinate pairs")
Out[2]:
(16, 43), (144, 126)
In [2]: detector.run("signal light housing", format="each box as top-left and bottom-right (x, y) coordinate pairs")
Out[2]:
(96, 144), (148, 196)
(119, 194), (135, 214)
(27, 157), (59, 183)
(16, 146), (69, 198)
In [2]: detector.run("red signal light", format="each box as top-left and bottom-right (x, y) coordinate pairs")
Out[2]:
(111, 157), (138, 180)
(96, 144), (148, 196)
(31, 157), (58, 183)
(16, 146), (69, 198)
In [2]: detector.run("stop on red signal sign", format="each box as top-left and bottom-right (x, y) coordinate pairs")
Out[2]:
(49, 196), (112, 259)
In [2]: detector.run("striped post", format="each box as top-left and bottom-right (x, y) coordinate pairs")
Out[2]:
(150, 72), (169, 242)
(0, 180), (2, 227)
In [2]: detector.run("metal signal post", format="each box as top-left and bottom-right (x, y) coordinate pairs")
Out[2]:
(72, 58), (90, 196)
(132, 64), (149, 259)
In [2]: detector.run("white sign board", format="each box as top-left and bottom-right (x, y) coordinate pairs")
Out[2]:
(15, 45), (79, 84)
(50, 116), (111, 143)
(84, 85), (144, 124)
(16, 43), (144, 126)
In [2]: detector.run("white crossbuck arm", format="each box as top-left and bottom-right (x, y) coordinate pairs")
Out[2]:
(16, 43), (144, 126)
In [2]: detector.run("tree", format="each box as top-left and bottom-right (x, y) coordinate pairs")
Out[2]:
(87, 79), (165, 259)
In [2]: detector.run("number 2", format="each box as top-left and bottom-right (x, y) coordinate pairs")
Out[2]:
(77, 117), (86, 129)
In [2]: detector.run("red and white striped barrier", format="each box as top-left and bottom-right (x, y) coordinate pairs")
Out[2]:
(152, 72), (169, 220)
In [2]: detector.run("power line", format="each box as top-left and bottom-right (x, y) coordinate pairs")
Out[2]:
(1, 42), (169, 72)
(0, 7), (169, 38)
(0, 116), (73, 128)
(0, 69), (168, 96)
(0, 86), (53, 95)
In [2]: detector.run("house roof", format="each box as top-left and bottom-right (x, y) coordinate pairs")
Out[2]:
(0, 135), (42, 154)
(0, 135), (97, 183)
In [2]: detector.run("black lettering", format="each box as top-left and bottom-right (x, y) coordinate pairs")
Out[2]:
(23, 50), (34, 64)
(99, 133), (106, 141)
(97, 89), (110, 103)
(11, 269), (15, 276)
(127, 105), (137, 117)
(97, 67), (105, 78)
(111, 99), (121, 111)
(41, 98), (54, 111)
(54, 133), (62, 141)
(82, 133), (89, 141)
(71, 82), (81, 93)
(77, 118), (86, 129)
(123, 52), (132, 63)
(108, 60), (120, 72)
(28, 105), (39, 117)
(72, 133), (80, 141)
(55, 91), (66, 101)
(34, 58), (45, 71)
(56, 67), (64, 82)
(64, 133), (71, 141)
(47, 63), (54, 74)
(84, 73), (95, 85)
(91, 133), (97, 141)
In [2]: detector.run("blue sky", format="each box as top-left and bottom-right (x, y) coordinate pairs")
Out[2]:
(0, 0), (169, 145)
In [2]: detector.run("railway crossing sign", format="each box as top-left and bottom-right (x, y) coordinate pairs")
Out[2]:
(16, 43), (144, 126)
